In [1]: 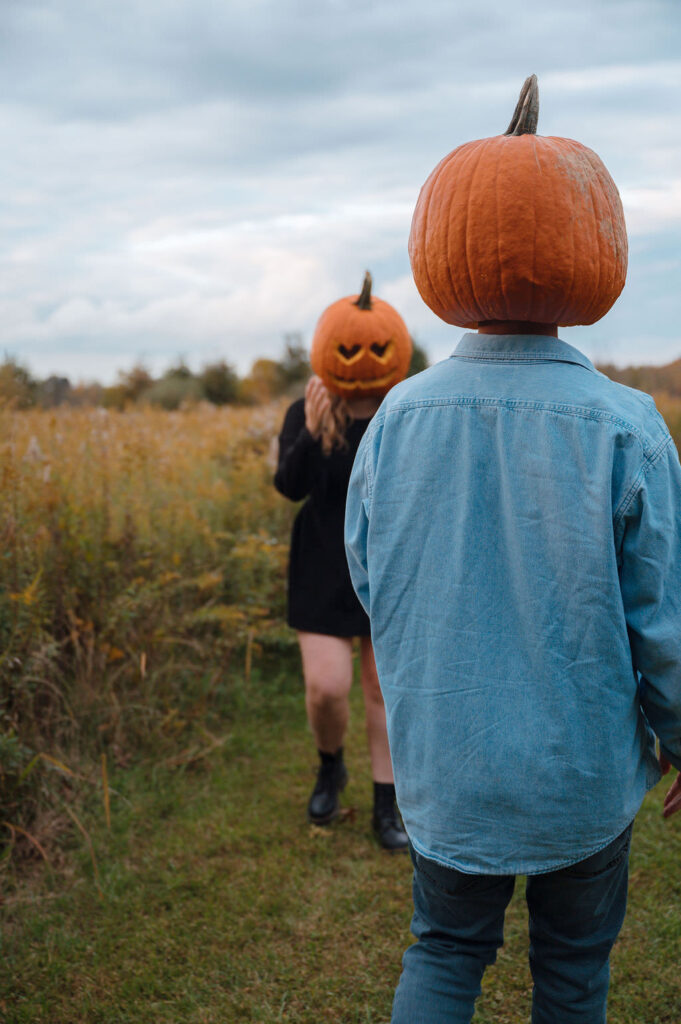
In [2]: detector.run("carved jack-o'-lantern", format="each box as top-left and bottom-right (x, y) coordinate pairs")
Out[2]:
(310, 272), (412, 399)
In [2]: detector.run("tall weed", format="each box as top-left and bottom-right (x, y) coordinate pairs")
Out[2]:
(0, 401), (296, 850)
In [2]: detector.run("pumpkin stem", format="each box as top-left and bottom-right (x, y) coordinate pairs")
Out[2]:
(504, 74), (539, 136)
(355, 271), (373, 310)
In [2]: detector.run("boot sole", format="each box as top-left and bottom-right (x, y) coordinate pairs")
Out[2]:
(307, 808), (341, 826)
(307, 773), (348, 826)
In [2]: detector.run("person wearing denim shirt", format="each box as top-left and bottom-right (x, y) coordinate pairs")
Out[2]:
(345, 330), (681, 1021)
(344, 74), (681, 1023)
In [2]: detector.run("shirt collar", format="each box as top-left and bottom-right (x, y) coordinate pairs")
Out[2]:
(451, 333), (596, 373)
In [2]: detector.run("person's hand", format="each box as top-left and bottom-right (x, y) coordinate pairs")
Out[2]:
(304, 376), (331, 439)
(660, 752), (681, 818)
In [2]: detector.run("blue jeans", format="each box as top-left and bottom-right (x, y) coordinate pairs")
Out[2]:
(392, 824), (633, 1024)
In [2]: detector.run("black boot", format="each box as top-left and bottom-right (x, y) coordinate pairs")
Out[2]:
(307, 748), (348, 825)
(372, 782), (408, 852)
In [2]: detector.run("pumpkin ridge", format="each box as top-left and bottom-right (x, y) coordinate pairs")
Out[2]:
(548, 138), (578, 325)
(572, 142), (603, 325)
(410, 163), (442, 321)
(463, 140), (490, 324)
(585, 151), (604, 325)
(444, 142), (484, 325)
(561, 140), (578, 325)
(512, 137), (540, 319)
(425, 150), (465, 320)
(549, 138), (577, 326)
(465, 139), (495, 324)
(568, 140), (589, 325)
(591, 157), (614, 321)
(370, 300), (395, 338)
(583, 144), (625, 322)
(413, 158), (446, 316)
(494, 138), (506, 319)
(529, 138), (539, 322)
(411, 140), (483, 325)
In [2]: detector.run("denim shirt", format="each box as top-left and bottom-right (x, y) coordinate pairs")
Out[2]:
(345, 333), (681, 875)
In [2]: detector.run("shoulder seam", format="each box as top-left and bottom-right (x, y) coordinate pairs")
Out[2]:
(383, 396), (663, 454)
(613, 434), (674, 527)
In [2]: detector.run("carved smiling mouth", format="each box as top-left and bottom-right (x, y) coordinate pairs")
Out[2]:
(328, 368), (398, 390)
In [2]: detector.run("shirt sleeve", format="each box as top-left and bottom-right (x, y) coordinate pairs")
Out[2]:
(273, 400), (319, 501)
(619, 437), (681, 770)
(344, 429), (372, 616)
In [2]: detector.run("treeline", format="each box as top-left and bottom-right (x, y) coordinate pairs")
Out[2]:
(0, 337), (430, 411)
(597, 357), (681, 444)
(597, 357), (681, 397)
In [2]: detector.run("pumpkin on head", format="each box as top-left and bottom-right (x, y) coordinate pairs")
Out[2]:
(408, 75), (628, 328)
(310, 272), (412, 399)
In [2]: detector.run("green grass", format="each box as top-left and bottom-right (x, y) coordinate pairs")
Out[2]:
(2, 667), (681, 1023)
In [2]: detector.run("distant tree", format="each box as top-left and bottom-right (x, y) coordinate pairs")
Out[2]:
(118, 364), (154, 403)
(280, 333), (310, 389)
(407, 339), (429, 377)
(0, 357), (37, 408)
(598, 358), (681, 398)
(200, 360), (240, 405)
(163, 361), (194, 381)
(145, 377), (202, 410)
(101, 385), (127, 410)
(145, 362), (202, 409)
(240, 358), (287, 404)
(68, 381), (104, 407)
(38, 375), (71, 408)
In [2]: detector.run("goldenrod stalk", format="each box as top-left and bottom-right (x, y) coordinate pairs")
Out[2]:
(101, 753), (111, 830)
(64, 806), (103, 897)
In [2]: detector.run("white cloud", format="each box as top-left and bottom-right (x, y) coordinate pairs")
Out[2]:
(621, 181), (681, 234)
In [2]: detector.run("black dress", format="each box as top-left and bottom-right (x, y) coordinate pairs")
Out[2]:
(274, 397), (371, 637)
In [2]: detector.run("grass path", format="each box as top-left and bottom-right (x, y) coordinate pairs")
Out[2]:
(3, 673), (681, 1023)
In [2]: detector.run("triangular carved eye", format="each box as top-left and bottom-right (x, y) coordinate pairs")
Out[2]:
(338, 344), (362, 360)
(371, 342), (389, 357)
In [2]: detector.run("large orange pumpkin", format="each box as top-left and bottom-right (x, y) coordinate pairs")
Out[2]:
(310, 272), (412, 398)
(408, 75), (628, 328)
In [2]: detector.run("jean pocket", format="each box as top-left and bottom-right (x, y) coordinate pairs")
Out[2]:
(561, 823), (633, 880)
(414, 851), (489, 895)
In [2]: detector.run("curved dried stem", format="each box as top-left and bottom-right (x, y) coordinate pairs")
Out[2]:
(504, 74), (539, 136)
(355, 271), (373, 310)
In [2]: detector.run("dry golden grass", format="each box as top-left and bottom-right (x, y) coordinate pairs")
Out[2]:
(0, 400), (296, 844)
(2, 390), (680, 858)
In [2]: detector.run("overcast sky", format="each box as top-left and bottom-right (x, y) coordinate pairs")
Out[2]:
(1, 0), (680, 383)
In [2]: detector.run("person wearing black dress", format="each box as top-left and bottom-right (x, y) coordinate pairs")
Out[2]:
(274, 374), (408, 851)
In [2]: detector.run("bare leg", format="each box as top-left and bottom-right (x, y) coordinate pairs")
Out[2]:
(359, 636), (394, 783)
(297, 631), (353, 753)
(298, 632), (354, 824)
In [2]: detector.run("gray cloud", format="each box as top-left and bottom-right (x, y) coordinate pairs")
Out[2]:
(1, 0), (680, 381)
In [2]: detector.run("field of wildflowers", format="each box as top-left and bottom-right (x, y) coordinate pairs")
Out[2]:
(0, 400), (299, 858)
(2, 390), (680, 869)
